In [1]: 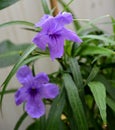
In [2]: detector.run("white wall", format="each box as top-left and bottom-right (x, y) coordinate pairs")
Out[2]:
(0, 0), (115, 130)
(0, 0), (43, 43)
(61, 0), (115, 32)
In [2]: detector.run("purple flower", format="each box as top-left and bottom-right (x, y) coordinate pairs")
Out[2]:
(32, 12), (82, 60)
(15, 65), (59, 118)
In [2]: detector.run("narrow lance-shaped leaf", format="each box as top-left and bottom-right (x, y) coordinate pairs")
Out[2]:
(46, 88), (66, 130)
(0, 89), (17, 95)
(63, 74), (88, 130)
(58, 0), (81, 30)
(0, 21), (34, 29)
(85, 66), (99, 85)
(88, 81), (107, 124)
(41, 0), (50, 14)
(77, 15), (109, 35)
(95, 75), (115, 101)
(0, 40), (30, 67)
(26, 120), (42, 130)
(26, 122), (40, 130)
(0, 44), (36, 107)
(0, 0), (20, 10)
(69, 58), (83, 89)
(14, 112), (28, 130)
(106, 96), (115, 112)
(27, 115), (46, 130)
(76, 45), (114, 56)
(81, 35), (115, 46)
(111, 16), (115, 40)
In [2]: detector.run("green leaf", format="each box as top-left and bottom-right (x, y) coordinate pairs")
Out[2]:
(107, 96), (115, 112)
(46, 88), (66, 130)
(26, 122), (40, 130)
(76, 45), (114, 56)
(85, 66), (99, 85)
(0, 44), (36, 107)
(61, 0), (74, 12)
(64, 41), (73, 56)
(26, 121), (40, 130)
(71, 42), (80, 57)
(0, 21), (34, 29)
(0, 0), (20, 10)
(69, 58), (83, 89)
(111, 16), (115, 40)
(58, 120), (69, 130)
(81, 35), (115, 46)
(77, 15), (110, 35)
(0, 89), (17, 95)
(26, 116), (46, 130)
(63, 74), (88, 130)
(14, 112), (28, 130)
(107, 109), (115, 130)
(41, 0), (50, 14)
(88, 81), (107, 124)
(65, 102), (78, 130)
(0, 40), (30, 67)
(58, 0), (81, 30)
(95, 75), (115, 100)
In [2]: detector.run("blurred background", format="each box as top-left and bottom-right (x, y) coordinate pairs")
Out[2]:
(0, 0), (115, 129)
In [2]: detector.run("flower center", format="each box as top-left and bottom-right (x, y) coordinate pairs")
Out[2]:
(49, 33), (60, 40)
(29, 87), (38, 97)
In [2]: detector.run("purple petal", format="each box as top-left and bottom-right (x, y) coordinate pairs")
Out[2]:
(35, 14), (53, 27)
(41, 18), (62, 34)
(61, 28), (82, 43)
(16, 65), (33, 85)
(48, 37), (64, 60)
(15, 86), (28, 105)
(55, 12), (73, 25)
(32, 32), (50, 50)
(34, 72), (49, 85)
(25, 98), (45, 118)
(39, 83), (59, 99)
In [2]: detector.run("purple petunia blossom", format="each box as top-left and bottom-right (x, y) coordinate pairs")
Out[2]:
(15, 65), (59, 118)
(32, 12), (82, 60)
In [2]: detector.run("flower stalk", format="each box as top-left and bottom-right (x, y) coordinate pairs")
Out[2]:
(50, 0), (59, 16)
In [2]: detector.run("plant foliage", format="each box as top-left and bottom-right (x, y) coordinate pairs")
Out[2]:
(0, 0), (115, 130)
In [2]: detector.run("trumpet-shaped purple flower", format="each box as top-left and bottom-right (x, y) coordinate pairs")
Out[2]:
(15, 65), (59, 118)
(32, 12), (82, 60)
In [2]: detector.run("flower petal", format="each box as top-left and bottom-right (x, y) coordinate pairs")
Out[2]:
(34, 72), (49, 85)
(25, 98), (45, 118)
(39, 83), (59, 99)
(55, 12), (73, 25)
(61, 28), (82, 43)
(41, 17), (63, 34)
(35, 14), (53, 27)
(48, 37), (64, 60)
(32, 32), (49, 50)
(15, 86), (28, 105)
(16, 65), (33, 85)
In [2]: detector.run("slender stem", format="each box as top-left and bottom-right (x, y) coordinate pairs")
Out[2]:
(102, 124), (108, 130)
(50, 0), (59, 16)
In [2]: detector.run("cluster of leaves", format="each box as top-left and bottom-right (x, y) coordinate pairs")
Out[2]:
(0, 0), (115, 130)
